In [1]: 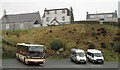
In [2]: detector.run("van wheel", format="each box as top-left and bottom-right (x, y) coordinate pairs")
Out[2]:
(87, 58), (90, 62)
(101, 61), (104, 64)
(71, 58), (73, 62)
(93, 60), (95, 64)
(75, 60), (78, 64)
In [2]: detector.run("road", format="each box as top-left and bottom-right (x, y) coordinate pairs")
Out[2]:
(1, 59), (118, 68)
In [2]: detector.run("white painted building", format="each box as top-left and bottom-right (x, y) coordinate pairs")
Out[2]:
(118, 1), (120, 18)
(42, 7), (74, 26)
(86, 11), (118, 22)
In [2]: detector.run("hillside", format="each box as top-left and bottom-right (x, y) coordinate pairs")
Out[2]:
(2, 23), (119, 61)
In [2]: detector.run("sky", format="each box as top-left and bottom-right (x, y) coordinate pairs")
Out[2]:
(0, 0), (119, 21)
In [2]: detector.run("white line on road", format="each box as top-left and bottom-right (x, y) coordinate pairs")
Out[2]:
(90, 65), (103, 66)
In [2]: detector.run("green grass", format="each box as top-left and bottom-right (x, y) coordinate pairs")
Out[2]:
(2, 52), (15, 59)
(2, 23), (119, 61)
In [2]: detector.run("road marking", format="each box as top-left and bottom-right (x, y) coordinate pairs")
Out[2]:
(72, 65), (86, 66)
(90, 65), (102, 66)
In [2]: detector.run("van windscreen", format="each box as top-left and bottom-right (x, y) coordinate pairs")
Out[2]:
(94, 53), (102, 57)
(77, 53), (85, 57)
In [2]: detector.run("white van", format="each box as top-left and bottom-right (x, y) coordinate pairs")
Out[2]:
(86, 49), (104, 64)
(71, 48), (86, 64)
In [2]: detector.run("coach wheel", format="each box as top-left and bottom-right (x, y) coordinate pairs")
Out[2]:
(16, 55), (19, 59)
(24, 58), (28, 64)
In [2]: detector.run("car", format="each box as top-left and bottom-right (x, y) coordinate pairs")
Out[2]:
(71, 48), (86, 64)
(86, 49), (104, 64)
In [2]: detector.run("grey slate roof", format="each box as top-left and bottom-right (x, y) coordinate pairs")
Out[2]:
(1, 11), (41, 24)
(44, 8), (70, 11)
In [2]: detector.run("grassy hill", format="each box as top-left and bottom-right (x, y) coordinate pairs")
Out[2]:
(2, 23), (119, 61)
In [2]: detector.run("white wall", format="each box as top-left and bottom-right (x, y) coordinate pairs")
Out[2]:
(87, 13), (117, 22)
(118, 1), (120, 18)
(42, 9), (71, 26)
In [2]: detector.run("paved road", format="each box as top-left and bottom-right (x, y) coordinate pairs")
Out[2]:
(1, 59), (118, 68)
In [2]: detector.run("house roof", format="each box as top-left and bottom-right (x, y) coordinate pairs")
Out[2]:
(87, 12), (117, 15)
(42, 8), (72, 18)
(1, 11), (41, 24)
(50, 18), (60, 25)
(44, 8), (70, 11)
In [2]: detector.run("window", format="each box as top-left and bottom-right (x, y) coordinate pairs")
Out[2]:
(90, 15), (95, 19)
(99, 15), (104, 21)
(46, 11), (49, 15)
(54, 17), (57, 20)
(55, 10), (57, 14)
(6, 24), (9, 29)
(62, 9), (65, 13)
(20, 24), (24, 29)
(108, 14), (112, 18)
(62, 16), (65, 21)
(46, 17), (49, 22)
(94, 53), (102, 57)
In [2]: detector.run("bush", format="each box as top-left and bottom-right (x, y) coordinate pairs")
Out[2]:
(88, 42), (96, 49)
(113, 43), (120, 53)
(50, 39), (65, 52)
(92, 32), (97, 37)
(100, 42), (107, 48)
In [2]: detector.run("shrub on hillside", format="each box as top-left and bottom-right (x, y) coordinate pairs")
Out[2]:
(50, 39), (65, 52)
(49, 30), (52, 33)
(91, 32), (97, 37)
(113, 43), (120, 53)
(88, 42), (96, 49)
(100, 42), (107, 48)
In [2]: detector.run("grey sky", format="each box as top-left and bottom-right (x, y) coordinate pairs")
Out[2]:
(0, 0), (119, 20)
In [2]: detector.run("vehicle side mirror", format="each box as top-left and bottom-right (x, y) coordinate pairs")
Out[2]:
(45, 50), (46, 53)
(92, 55), (94, 58)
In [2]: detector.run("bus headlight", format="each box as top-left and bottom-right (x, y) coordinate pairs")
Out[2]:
(27, 56), (30, 59)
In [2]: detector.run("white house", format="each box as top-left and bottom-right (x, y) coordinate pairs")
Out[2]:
(42, 7), (74, 26)
(118, 1), (120, 18)
(86, 11), (118, 22)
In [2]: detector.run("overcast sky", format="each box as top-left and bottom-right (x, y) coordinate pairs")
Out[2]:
(0, 0), (119, 20)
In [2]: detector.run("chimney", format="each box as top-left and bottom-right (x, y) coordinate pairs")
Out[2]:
(3, 9), (6, 16)
(45, 8), (47, 10)
(87, 12), (89, 15)
(115, 10), (117, 13)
